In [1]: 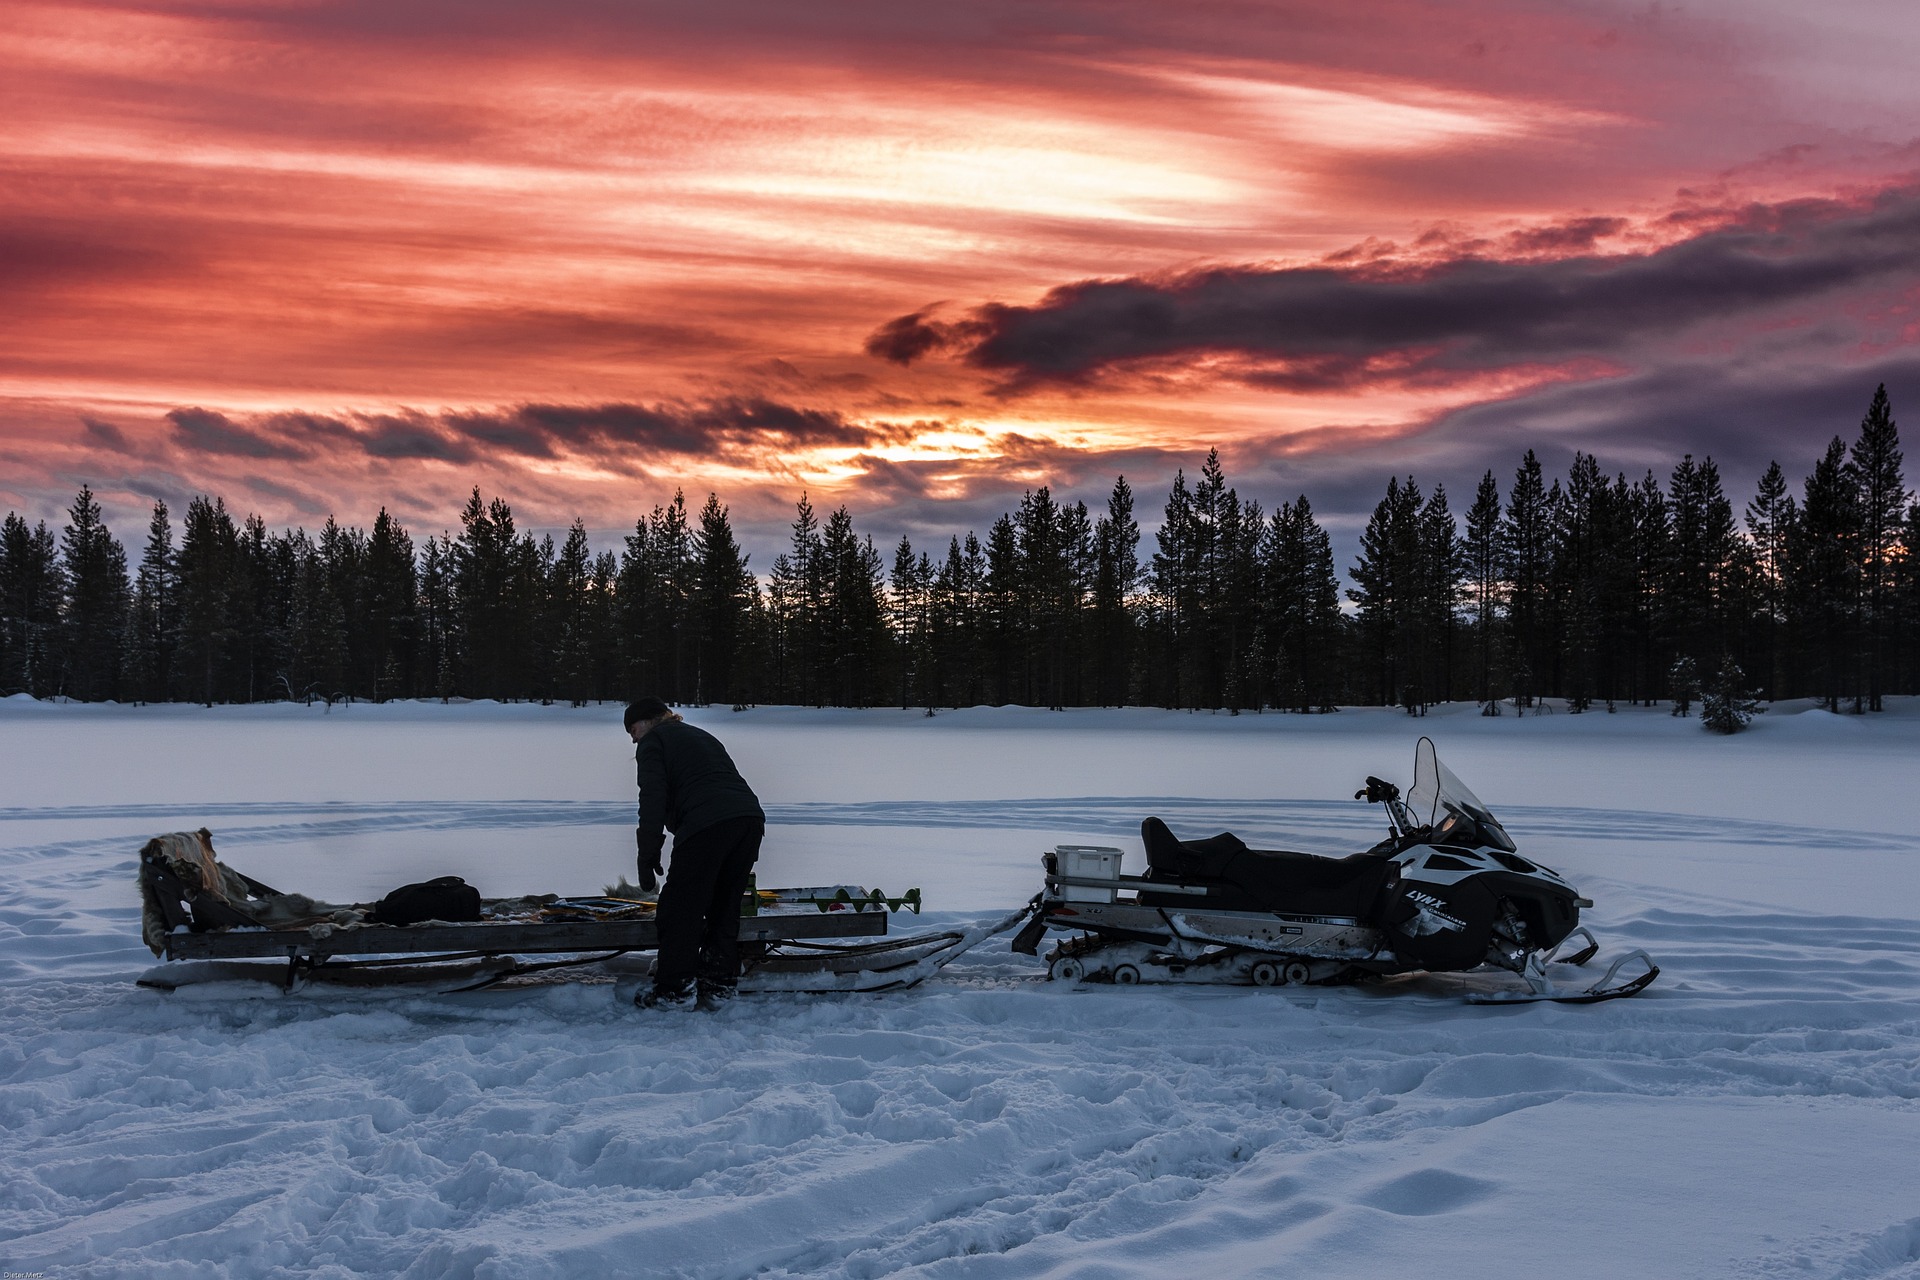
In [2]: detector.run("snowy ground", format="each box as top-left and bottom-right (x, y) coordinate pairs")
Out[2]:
(3, 697), (1919, 1279)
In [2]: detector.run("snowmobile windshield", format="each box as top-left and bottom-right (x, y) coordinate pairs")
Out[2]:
(1406, 737), (1517, 853)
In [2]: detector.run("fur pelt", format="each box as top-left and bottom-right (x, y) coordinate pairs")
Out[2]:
(138, 829), (364, 956)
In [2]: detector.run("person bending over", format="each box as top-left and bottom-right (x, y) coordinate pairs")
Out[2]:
(626, 698), (766, 1011)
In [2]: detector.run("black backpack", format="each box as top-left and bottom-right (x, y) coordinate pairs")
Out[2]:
(368, 876), (482, 926)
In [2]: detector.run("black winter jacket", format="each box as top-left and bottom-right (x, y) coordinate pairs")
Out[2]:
(635, 719), (765, 860)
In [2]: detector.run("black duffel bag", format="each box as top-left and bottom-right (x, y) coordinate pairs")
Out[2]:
(368, 876), (482, 926)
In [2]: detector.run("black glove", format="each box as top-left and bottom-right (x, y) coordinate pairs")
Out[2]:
(636, 827), (663, 893)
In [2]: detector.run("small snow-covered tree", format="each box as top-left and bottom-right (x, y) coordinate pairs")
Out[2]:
(1701, 657), (1762, 734)
(1668, 654), (1699, 717)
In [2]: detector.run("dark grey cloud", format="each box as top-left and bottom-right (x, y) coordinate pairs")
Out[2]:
(167, 407), (311, 460)
(447, 398), (903, 460)
(159, 397), (908, 472)
(80, 417), (132, 451)
(870, 185), (1920, 391)
(348, 413), (476, 462)
(865, 309), (950, 365)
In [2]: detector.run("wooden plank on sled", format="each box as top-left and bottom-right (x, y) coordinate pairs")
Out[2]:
(163, 909), (887, 962)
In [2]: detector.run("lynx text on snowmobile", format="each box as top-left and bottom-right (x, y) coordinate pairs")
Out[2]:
(1010, 737), (1659, 1004)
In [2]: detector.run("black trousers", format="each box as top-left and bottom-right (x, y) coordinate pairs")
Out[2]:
(652, 815), (764, 996)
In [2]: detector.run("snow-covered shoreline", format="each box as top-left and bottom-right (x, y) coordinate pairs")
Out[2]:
(4, 703), (1918, 1277)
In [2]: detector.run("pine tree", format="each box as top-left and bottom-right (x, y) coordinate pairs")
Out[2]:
(1627, 472), (1671, 704)
(1851, 384), (1904, 711)
(551, 519), (595, 706)
(231, 513), (277, 704)
(932, 532), (986, 708)
(1791, 437), (1861, 711)
(419, 533), (457, 701)
(176, 495), (242, 704)
(452, 490), (538, 701)
(0, 513), (63, 697)
(1090, 476), (1139, 706)
(982, 511), (1021, 705)
(590, 549), (624, 703)
(1349, 476), (1426, 710)
(57, 486), (130, 700)
(766, 494), (824, 705)
(1417, 484), (1461, 708)
(1896, 500), (1920, 696)
(819, 506), (886, 706)
(364, 509), (417, 701)
(129, 500), (179, 702)
(693, 494), (752, 706)
(1260, 495), (1342, 712)
(890, 536), (935, 711)
(1150, 469), (1196, 708)
(1744, 461), (1794, 701)
(1664, 455), (1738, 675)
(316, 516), (370, 698)
(1552, 456), (1599, 711)
(1465, 471), (1504, 712)
(1502, 451), (1551, 709)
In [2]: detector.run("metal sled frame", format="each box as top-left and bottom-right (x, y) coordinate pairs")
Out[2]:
(146, 910), (889, 992)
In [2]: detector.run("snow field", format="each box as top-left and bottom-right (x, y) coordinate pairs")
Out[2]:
(3, 700), (1920, 1277)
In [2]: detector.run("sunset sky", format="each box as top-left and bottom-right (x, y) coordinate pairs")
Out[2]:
(5, 0), (1919, 559)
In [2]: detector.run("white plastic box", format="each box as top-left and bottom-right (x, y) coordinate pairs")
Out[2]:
(1056, 845), (1125, 902)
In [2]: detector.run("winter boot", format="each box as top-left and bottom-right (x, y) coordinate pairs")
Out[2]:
(696, 979), (738, 1011)
(635, 983), (698, 1012)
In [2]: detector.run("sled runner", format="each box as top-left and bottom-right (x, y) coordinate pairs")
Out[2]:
(1012, 737), (1660, 1005)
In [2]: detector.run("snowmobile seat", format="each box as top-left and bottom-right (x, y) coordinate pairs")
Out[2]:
(1138, 816), (1394, 918)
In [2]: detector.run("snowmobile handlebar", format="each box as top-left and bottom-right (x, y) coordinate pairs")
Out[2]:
(1354, 777), (1400, 804)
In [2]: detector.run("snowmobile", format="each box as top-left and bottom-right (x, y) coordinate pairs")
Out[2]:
(1011, 737), (1658, 1004)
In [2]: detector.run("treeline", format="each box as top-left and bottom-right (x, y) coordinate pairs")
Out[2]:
(3, 386), (1915, 714)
